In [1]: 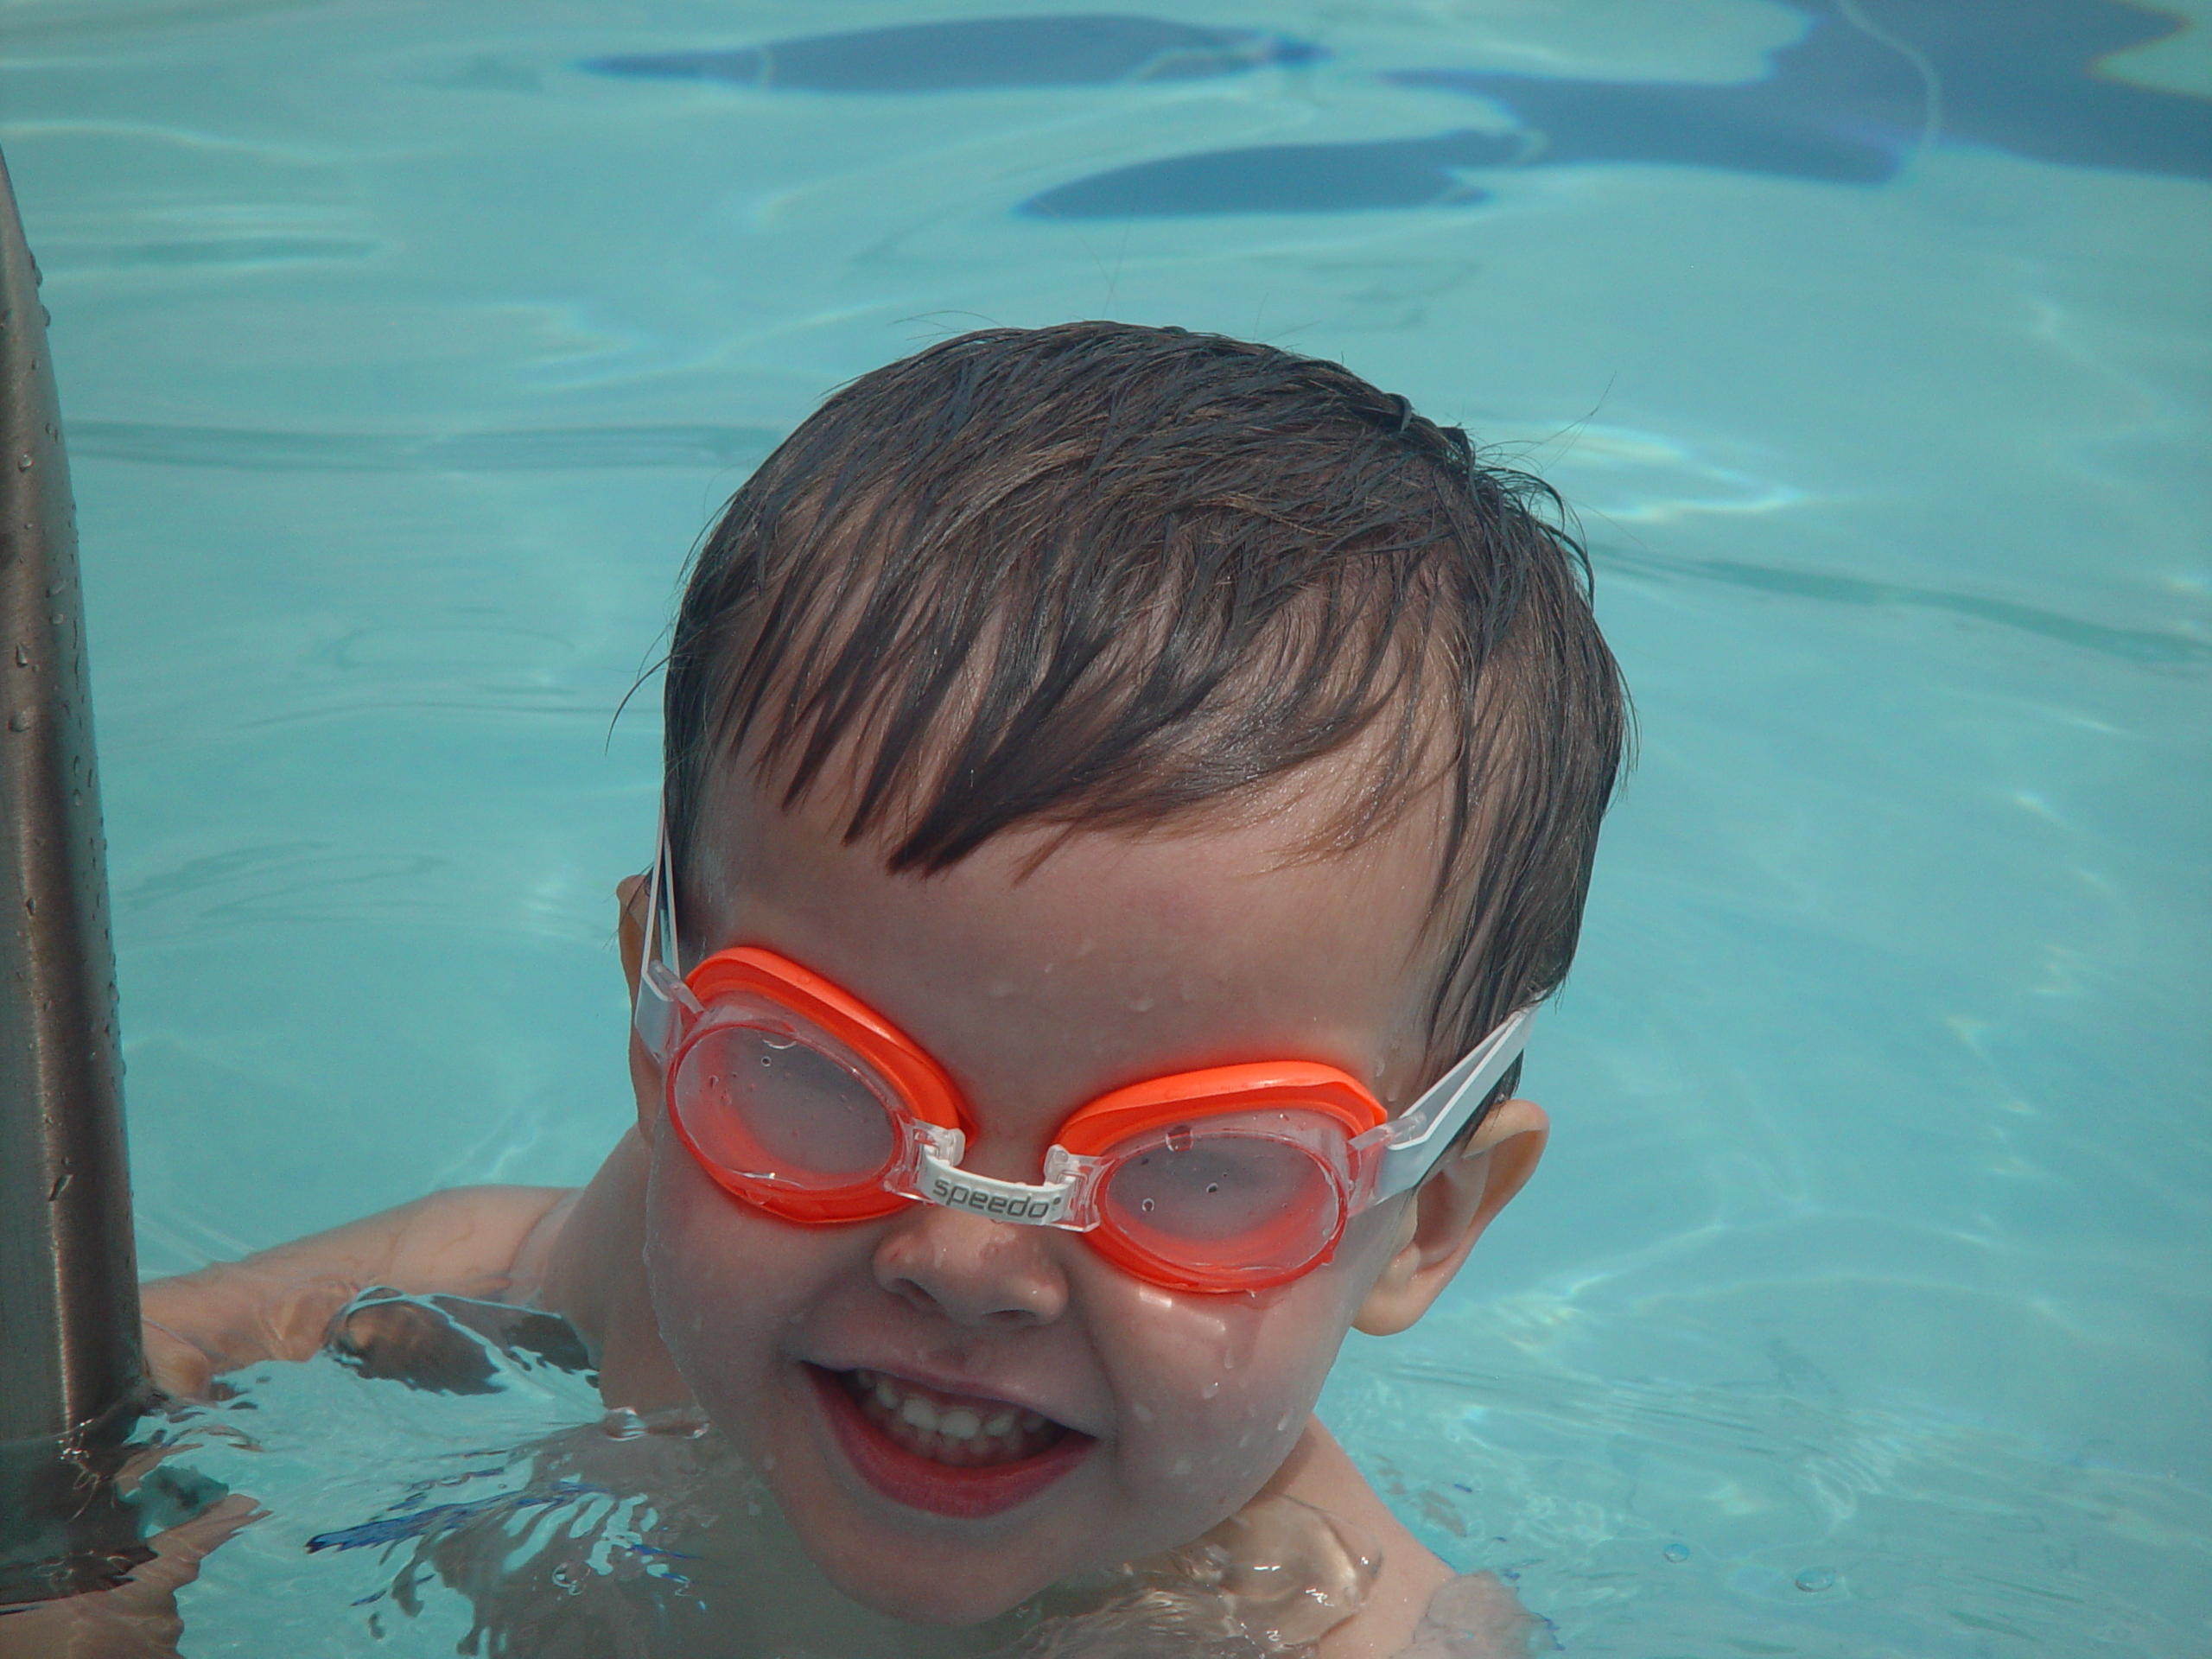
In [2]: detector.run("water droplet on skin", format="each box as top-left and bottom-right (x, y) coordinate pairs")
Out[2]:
(1201, 1382), (1220, 1399)
(1662, 1542), (1689, 1564)
(1132, 1402), (1154, 1422)
(1794, 1567), (1836, 1592)
(1276, 1412), (1295, 1432)
(988, 979), (1015, 999)
(1128, 995), (1154, 1013)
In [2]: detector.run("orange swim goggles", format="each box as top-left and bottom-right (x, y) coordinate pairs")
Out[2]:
(632, 822), (1535, 1294)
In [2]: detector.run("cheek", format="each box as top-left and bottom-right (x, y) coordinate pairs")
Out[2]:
(641, 1137), (852, 1398)
(1088, 1267), (1365, 1521)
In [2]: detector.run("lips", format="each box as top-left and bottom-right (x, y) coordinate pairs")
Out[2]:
(806, 1364), (1094, 1519)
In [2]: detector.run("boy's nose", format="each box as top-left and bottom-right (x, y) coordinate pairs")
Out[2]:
(872, 1206), (1069, 1328)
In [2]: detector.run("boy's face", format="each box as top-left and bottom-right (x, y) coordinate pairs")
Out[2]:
(630, 761), (1529, 1624)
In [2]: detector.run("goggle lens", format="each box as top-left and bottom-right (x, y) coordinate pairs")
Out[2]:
(673, 1015), (900, 1192)
(1098, 1115), (1346, 1282)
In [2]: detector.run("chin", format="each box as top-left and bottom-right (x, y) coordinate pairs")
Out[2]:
(818, 1545), (1052, 1627)
(716, 1359), (1114, 1627)
(775, 1471), (1091, 1627)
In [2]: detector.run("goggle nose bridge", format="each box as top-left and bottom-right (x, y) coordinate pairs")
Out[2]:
(895, 1122), (1103, 1230)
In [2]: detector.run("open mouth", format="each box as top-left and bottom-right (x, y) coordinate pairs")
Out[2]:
(806, 1364), (1093, 1520)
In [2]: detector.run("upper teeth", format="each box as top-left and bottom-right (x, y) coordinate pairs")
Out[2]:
(861, 1370), (1044, 1440)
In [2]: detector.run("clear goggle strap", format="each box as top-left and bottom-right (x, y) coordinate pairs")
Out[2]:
(632, 809), (700, 1065)
(1360, 1005), (1538, 1204)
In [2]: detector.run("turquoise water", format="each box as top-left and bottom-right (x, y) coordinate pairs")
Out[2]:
(3, 1), (2208, 1651)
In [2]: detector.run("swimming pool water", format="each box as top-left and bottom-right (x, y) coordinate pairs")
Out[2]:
(3, 1), (2206, 1652)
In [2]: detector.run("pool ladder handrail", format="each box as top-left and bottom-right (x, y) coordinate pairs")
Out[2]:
(0, 140), (155, 1607)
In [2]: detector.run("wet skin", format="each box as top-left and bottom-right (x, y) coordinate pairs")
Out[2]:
(554, 758), (1550, 1637)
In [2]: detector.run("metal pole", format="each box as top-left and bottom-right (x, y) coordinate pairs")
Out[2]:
(0, 142), (152, 1605)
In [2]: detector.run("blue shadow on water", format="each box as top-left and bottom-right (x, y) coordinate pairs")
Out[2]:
(1018, 131), (1516, 216)
(1020, 0), (2210, 218)
(582, 14), (1324, 93)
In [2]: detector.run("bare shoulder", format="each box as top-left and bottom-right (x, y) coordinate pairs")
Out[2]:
(1279, 1427), (1538, 1659)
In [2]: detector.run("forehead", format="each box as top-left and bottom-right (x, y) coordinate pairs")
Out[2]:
(685, 762), (1449, 1122)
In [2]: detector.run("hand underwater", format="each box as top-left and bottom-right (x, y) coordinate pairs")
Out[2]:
(0, 1494), (261, 1659)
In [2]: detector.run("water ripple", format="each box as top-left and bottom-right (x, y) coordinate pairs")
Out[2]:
(69, 421), (781, 474)
(1593, 542), (2210, 666)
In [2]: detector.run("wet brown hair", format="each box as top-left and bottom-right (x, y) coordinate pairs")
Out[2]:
(663, 321), (1629, 1094)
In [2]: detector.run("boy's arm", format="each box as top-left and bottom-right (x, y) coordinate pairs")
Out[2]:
(139, 1185), (575, 1395)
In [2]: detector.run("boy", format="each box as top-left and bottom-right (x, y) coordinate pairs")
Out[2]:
(124, 323), (1629, 1656)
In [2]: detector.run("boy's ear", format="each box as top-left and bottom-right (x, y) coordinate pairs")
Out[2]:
(1351, 1098), (1548, 1338)
(616, 875), (660, 1139)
